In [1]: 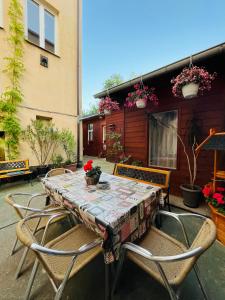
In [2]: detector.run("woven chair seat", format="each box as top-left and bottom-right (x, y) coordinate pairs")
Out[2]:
(40, 224), (102, 281)
(128, 226), (190, 286)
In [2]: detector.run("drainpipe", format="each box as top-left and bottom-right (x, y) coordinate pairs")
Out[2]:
(76, 0), (83, 168)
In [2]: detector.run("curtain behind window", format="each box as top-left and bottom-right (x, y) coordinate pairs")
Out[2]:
(149, 110), (178, 168)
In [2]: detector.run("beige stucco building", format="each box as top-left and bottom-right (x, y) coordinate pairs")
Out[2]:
(0, 0), (82, 165)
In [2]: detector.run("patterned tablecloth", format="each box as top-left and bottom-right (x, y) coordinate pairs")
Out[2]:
(43, 170), (163, 263)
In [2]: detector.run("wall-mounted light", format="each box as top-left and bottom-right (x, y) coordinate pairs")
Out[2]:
(40, 55), (48, 68)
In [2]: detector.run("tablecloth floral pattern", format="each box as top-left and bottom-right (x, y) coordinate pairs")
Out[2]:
(43, 171), (163, 263)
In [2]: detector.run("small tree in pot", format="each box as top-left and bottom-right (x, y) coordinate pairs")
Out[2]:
(22, 120), (61, 175)
(60, 129), (77, 171)
(179, 136), (202, 208)
(152, 115), (202, 207)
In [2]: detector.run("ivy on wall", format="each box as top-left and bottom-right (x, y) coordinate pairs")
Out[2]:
(0, 0), (24, 159)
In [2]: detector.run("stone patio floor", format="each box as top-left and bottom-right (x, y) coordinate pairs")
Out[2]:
(0, 156), (224, 299)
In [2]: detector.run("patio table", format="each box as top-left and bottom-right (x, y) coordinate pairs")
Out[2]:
(43, 170), (163, 299)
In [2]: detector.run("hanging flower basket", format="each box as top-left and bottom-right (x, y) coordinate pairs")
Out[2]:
(171, 66), (216, 99)
(103, 109), (111, 115)
(181, 82), (199, 99)
(125, 82), (158, 109)
(98, 96), (120, 115)
(136, 98), (147, 108)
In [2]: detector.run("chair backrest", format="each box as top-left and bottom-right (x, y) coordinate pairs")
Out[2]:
(5, 193), (33, 219)
(45, 168), (73, 178)
(114, 163), (171, 189)
(0, 159), (29, 174)
(190, 218), (216, 251)
(178, 218), (216, 284)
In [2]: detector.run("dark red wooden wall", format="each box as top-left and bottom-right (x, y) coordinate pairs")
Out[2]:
(104, 55), (225, 195)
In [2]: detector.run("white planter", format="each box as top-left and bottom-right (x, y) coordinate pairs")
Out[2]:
(104, 109), (111, 115)
(182, 83), (199, 99)
(136, 98), (147, 108)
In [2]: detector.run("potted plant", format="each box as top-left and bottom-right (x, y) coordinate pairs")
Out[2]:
(22, 120), (61, 175)
(171, 66), (216, 99)
(178, 136), (203, 208)
(60, 129), (77, 171)
(152, 116), (202, 207)
(125, 82), (158, 109)
(84, 160), (102, 185)
(98, 96), (120, 115)
(52, 154), (64, 168)
(202, 183), (225, 245)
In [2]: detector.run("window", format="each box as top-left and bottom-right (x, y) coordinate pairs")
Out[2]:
(88, 124), (93, 142)
(36, 115), (52, 125)
(0, 0), (3, 28)
(26, 0), (56, 53)
(27, 0), (40, 45)
(149, 110), (178, 169)
(44, 10), (55, 52)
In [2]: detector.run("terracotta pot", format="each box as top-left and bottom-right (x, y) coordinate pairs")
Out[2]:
(104, 109), (111, 115)
(209, 203), (225, 245)
(182, 83), (199, 99)
(64, 163), (77, 172)
(136, 98), (147, 108)
(85, 175), (100, 185)
(180, 184), (202, 208)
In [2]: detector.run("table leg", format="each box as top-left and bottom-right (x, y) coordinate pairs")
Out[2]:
(105, 263), (111, 300)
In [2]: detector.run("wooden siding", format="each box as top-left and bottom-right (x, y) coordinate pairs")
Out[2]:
(104, 58), (225, 195)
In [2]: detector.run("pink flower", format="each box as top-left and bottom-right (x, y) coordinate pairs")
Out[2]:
(213, 193), (225, 204)
(125, 82), (159, 109)
(202, 185), (213, 198)
(98, 96), (120, 113)
(171, 66), (216, 98)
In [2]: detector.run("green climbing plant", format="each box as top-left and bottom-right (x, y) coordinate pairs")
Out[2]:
(0, 0), (24, 159)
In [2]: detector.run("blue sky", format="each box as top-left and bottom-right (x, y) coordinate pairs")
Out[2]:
(82, 0), (225, 110)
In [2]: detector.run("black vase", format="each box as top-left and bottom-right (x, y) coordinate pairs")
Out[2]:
(180, 184), (202, 208)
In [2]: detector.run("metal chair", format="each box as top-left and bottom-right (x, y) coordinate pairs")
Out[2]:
(16, 212), (102, 300)
(113, 211), (216, 300)
(5, 193), (69, 278)
(5, 193), (65, 255)
(44, 168), (73, 178)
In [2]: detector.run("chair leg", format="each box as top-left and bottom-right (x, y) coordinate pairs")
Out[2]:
(54, 256), (77, 300)
(112, 249), (125, 295)
(11, 237), (19, 256)
(15, 247), (29, 279)
(24, 259), (39, 300)
(193, 264), (211, 300)
(167, 195), (171, 212)
(156, 262), (178, 300)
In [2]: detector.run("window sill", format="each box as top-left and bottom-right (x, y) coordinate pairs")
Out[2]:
(25, 39), (60, 58)
(0, 26), (4, 30)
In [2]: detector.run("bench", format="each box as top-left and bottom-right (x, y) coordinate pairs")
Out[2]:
(113, 163), (171, 211)
(0, 159), (32, 183)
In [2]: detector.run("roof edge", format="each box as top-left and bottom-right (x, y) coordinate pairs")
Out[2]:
(94, 42), (225, 99)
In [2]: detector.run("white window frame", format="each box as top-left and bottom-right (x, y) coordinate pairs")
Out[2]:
(24, 0), (58, 54)
(149, 110), (178, 170)
(0, 0), (4, 28)
(88, 124), (94, 143)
